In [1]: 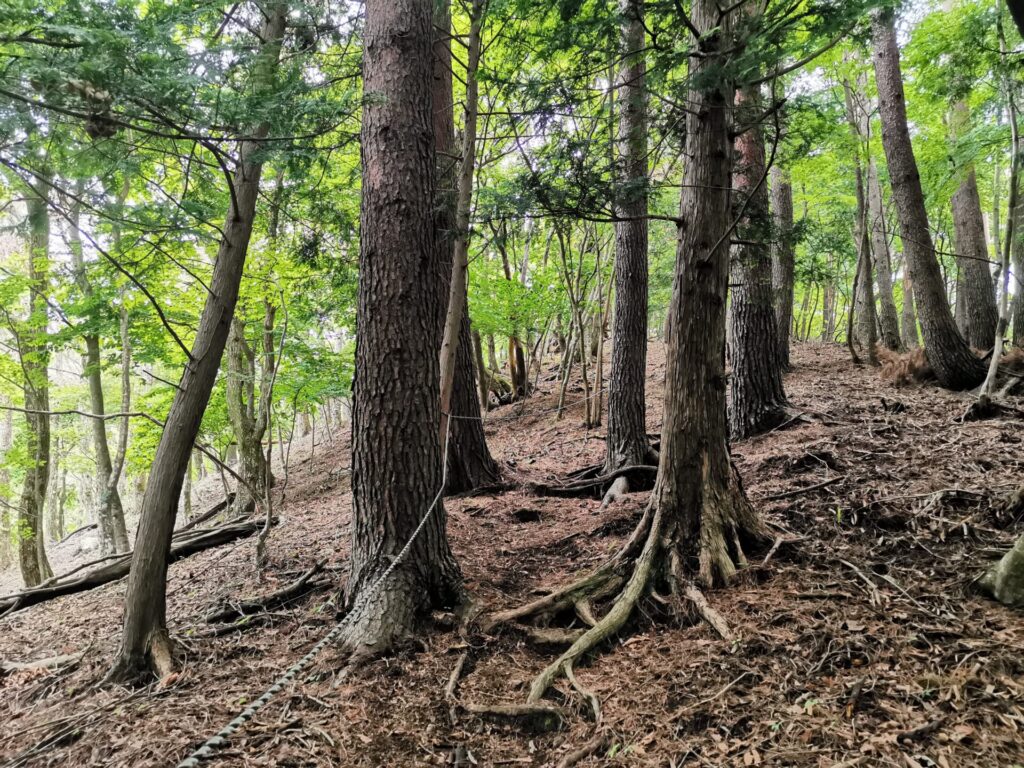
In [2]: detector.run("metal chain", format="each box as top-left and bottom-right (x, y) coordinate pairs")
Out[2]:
(176, 416), (454, 767)
(178, 385), (606, 766)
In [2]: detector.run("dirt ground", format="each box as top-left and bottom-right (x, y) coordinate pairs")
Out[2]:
(1, 342), (1022, 768)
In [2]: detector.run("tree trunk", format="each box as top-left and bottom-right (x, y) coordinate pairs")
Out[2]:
(0, 406), (12, 569)
(658, 0), (763, 585)
(867, 157), (902, 349)
(68, 201), (129, 554)
(950, 167), (999, 349)
(946, 43), (998, 350)
(729, 74), (787, 438)
(106, 4), (288, 683)
(770, 166), (795, 370)
(18, 187), (54, 587)
(902, 270), (920, 348)
(1013, 199), (1024, 346)
(225, 316), (271, 516)
(605, 0), (651, 471)
(338, 0), (462, 656)
(471, 328), (489, 410)
(821, 278), (835, 342)
(843, 75), (878, 363)
(871, 8), (985, 389)
(432, 0), (498, 494)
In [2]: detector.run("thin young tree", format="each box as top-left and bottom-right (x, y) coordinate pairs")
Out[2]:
(605, 0), (653, 472)
(434, 0), (499, 494)
(770, 166), (795, 370)
(68, 200), (130, 554)
(843, 75), (879, 363)
(107, 4), (288, 682)
(871, 8), (985, 389)
(16, 183), (54, 586)
(337, 0), (462, 655)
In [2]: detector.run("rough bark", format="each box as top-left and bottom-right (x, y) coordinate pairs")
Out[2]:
(432, 0), (499, 494)
(18, 188), (54, 587)
(871, 8), (985, 389)
(770, 166), (795, 370)
(106, 4), (287, 684)
(605, 0), (651, 472)
(339, 0), (462, 655)
(729, 77), (787, 438)
(950, 168), (999, 349)
(68, 202), (129, 554)
(660, 0), (764, 584)
(947, 63), (998, 351)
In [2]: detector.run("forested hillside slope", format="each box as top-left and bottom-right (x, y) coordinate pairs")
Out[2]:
(2, 344), (1023, 767)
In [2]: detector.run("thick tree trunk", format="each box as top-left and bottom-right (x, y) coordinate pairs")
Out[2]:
(658, 0), (763, 585)
(867, 158), (902, 349)
(18, 189), (53, 587)
(339, 0), (462, 655)
(871, 9), (985, 389)
(770, 166), (795, 370)
(729, 77), (787, 438)
(432, 0), (499, 494)
(106, 4), (287, 683)
(605, 0), (651, 472)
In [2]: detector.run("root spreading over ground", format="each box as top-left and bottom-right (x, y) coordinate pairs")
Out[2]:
(1, 343), (1023, 767)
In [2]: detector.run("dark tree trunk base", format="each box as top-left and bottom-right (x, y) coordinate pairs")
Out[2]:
(337, 564), (464, 659)
(105, 628), (176, 686)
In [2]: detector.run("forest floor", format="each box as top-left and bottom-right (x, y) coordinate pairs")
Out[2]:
(1, 342), (1023, 768)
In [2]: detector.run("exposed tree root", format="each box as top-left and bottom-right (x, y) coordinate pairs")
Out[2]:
(445, 647), (566, 731)
(555, 732), (610, 768)
(528, 464), (657, 499)
(204, 560), (327, 624)
(485, 478), (762, 706)
(959, 394), (1024, 423)
(516, 625), (586, 646)
(525, 502), (663, 703)
(1, 652), (84, 675)
(599, 476), (630, 509)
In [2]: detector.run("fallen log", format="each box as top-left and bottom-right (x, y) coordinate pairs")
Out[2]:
(0, 516), (271, 616)
(178, 493), (235, 532)
(0, 652), (84, 675)
(58, 523), (97, 544)
(204, 560), (327, 624)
